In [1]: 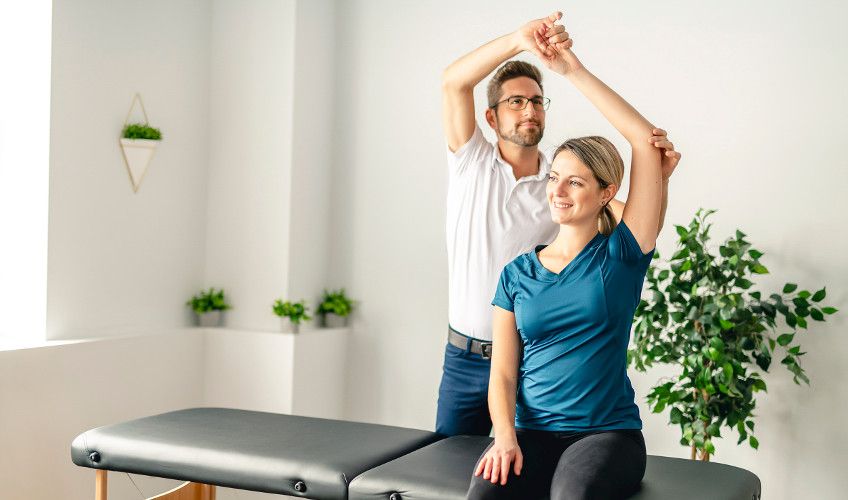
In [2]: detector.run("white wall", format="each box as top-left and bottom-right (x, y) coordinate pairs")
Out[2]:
(332, 1), (848, 499)
(47, 0), (212, 340)
(0, 333), (205, 500)
(204, 0), (296, 331)
(287, 0), (336, 307)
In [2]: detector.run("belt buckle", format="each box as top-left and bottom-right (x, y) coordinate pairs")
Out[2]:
(480, 342), (493, 359)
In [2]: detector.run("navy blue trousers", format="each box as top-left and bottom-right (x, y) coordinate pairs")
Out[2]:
(435, 341), (493, 437)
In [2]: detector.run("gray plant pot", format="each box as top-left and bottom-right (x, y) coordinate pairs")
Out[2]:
(197, 310), (223, 327)
(323, 313), (348, 328)
(280, 318), (300, 334)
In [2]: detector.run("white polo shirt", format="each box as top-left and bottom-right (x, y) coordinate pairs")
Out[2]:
(446, 125), (559, 341)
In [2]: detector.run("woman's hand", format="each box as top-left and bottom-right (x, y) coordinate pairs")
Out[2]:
(474, 436), (524, 485)
(648, 128), (682, 181)
(513, 12), (565, 59)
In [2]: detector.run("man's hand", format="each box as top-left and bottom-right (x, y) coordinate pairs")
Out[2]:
(648, 128), (682, 181)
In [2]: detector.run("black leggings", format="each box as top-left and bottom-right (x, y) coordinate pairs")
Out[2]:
(466, 428), (646, 500)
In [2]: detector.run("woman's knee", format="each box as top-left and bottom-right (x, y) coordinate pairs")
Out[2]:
(466, 474), (515, 500)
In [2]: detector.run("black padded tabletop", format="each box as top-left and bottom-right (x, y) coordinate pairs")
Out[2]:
(348, 436), (762, 500)
(71, 407), (440, 499)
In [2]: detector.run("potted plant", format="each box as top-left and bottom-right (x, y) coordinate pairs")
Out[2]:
(317, 288), (355, 328)
(120, 122), (162, 193)
(629, 209), (838, 461)
(187, 287), (231, 327)
(272, 299), (311, 333)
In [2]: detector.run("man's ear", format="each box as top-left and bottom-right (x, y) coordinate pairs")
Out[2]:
(485, 108), (497, 131)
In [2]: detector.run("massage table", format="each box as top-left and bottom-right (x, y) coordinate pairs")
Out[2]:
(71, 408), (761, 500)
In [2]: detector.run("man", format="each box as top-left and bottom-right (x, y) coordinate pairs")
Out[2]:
(437, 12), (681, 437)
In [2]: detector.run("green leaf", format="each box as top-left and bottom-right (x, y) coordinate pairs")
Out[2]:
(736, 229), (747, 240)
(798, 290), (811, 299)
(722, 362), (733, 381)
(670, 407), (682, 424)
(812, 288), (826, 302)
(736, 278), (753, 289)
(749, 436), (759, 449)
(822, 307), (838, 315)
(810, 308), (824, 321)
(783, 283), (798, 293)
(705, 440), (716, 455)
(748, 249), (764, 259)
(751, 264), (769, 274)
(786, 314), (797, 328)
(675, 225), (688, 238)
(719, 319), (734, 330)
(777, 333), (794, 346)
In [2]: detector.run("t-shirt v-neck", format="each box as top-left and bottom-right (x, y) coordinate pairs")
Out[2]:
(531, 232), (605, 281)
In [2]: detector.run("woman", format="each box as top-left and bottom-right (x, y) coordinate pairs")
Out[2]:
(467, 13), (679, 500)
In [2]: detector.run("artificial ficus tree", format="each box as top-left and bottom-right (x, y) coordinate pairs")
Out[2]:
(628, 209), (838, 461)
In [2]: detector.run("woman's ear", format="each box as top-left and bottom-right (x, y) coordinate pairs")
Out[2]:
(603, 184), (619, 204)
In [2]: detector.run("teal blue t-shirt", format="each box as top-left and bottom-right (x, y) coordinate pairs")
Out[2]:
(492, 221), (653, 432)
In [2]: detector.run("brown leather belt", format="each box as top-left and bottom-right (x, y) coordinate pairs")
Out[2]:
(447, 325), (492, 359)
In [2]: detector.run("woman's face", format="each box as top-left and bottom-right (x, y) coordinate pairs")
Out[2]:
(547, 151), (610, 226)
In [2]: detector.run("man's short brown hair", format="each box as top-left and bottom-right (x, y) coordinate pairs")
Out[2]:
(486, 61), (544, 108)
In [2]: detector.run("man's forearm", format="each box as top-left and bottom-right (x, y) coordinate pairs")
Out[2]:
(443, 33), (522, 91)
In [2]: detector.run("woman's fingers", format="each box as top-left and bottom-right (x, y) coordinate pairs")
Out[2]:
(474, 456), (485, 476)
(499, 455), (511, 485)
(513, 449), (524, 476)
(650, 139), (675, 151)
(490, 455), (501, 484)
(546, 31), (570, 44)
(652, 128), (667, 137)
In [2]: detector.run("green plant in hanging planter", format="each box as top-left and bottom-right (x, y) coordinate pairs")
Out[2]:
(122, 123), (162, 140)
(629, 208), (838, 461)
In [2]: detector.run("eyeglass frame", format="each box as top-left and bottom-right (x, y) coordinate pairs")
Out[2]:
(489, 95), (551, 111)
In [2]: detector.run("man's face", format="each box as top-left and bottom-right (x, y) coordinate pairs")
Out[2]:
(490, 77), (546, 147)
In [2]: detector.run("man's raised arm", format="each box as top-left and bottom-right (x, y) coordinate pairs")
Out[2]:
(442, 13), (562, 152)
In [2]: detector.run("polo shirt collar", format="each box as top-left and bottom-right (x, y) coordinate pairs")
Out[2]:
(494, 146), (550, 182)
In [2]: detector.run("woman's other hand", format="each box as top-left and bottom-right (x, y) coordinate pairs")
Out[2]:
(648, 128), (682, 181)
(474, 436), (524, 485)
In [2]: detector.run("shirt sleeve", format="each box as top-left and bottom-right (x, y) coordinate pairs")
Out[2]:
(608, 220), (655, 267)
(491, 266), (515, 312)
(446, 124), (491, 178)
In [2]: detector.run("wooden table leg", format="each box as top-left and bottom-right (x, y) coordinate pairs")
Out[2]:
(95, 470), (107, 500)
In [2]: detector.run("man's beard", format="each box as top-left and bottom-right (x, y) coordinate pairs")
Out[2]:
(497, 121), (544, 147)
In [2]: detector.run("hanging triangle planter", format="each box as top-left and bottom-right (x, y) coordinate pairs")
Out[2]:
(119, 93), (162, 193)
(120, 138), (158, 193)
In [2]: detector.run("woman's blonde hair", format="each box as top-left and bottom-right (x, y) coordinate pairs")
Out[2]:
(552, 136), (624, 235)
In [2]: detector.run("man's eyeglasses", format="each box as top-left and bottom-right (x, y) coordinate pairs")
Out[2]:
(490, 95), (551, 111)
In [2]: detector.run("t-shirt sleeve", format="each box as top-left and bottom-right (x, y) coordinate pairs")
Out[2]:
(491, 266), (515, 312)
(446, 124), (491, 177)
(608, 220), (655, 268)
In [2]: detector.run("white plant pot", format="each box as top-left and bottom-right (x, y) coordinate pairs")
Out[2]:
(323, 313), (348, 328)
(280, 318), (300, 334)
(197, 310), (223, 327)
(120, 138), (160, 192)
